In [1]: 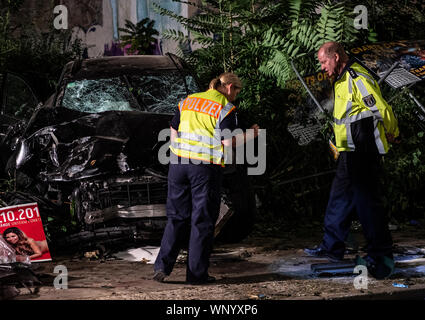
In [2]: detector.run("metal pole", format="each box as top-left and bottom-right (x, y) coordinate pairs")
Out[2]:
(388, 82), (415, 103)
(290, 60), (325, 113)
(409, 91), (425, 114)
(378, 61), (400, 85)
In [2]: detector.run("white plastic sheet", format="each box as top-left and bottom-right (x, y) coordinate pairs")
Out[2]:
(113, 246), (160, 263)
(0, 236), (16, 264)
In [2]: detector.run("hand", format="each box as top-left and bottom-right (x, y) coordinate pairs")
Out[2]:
(16, 255), (29, 263)
(386, 133), (401, 144)
(249, 124), (260, 139)
(233, 124), (261, 147)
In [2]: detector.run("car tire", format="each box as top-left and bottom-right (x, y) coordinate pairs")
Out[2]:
(215, 166), (256, 243)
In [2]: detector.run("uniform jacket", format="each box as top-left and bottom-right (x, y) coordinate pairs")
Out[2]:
(170, 89), (235, 165)
(332, 58), (399, 154)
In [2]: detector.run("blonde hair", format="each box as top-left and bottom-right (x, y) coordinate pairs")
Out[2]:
(209, 72), (242, 90)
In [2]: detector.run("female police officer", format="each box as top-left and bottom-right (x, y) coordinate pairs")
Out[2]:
(154, 72), (259, 284)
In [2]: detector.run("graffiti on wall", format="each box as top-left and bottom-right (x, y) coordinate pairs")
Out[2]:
(58, 0), (103, 31)
(62, 0), (188, 57)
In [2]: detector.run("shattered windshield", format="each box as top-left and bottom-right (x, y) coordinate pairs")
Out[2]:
(61, 73), (199, 114)
(62, 78), (137, 113)
(127, 73), (198, 113)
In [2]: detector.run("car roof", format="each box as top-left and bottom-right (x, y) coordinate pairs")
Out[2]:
(62, 54), (187, 81)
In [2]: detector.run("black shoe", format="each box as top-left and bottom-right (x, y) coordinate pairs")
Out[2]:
(304, 246), (343, 263)
(355, 255), (394, 280)
(153, 270), (167, 283)
(187, 275), (216, 285)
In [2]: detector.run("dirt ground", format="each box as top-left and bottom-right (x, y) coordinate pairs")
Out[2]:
(9, 224), (425, 301)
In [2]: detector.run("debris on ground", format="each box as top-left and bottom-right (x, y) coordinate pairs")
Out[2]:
(84, 250), (101, 260)
(393, 245), (425, 255)
(409, 220), (421, 227)
(176, 251), (188, 264)
(308, 254), (425, 278)
(392, 282), (409, 288)
(388, 224), (399, 231)
(1, 236), (42, 299)
(0, 237), (16, 264)
(113, 246), (160, 263)
(0, 263), (41, 300)
(247, 293), (266, 300)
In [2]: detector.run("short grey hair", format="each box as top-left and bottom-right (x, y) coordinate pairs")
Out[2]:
(319, 41), (347, 59)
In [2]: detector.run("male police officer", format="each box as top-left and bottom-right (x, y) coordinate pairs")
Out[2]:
(154, 73), (259, 284)
(304, 42), (400, 279)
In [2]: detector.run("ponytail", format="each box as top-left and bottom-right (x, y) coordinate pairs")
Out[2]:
(209, 77), (221, 89)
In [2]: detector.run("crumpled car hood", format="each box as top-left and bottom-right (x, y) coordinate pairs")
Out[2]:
(15, 110), (172, 182)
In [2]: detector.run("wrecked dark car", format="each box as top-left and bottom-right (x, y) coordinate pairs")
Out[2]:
(0, 54), (256, 250)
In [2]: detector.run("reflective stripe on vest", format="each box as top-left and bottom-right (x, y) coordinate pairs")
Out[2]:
(355, 78), (383, 121)
(177, 132), (222, 147)
(354, 78), (385, 154)
(171, 141), (223, 158)
(345, 76), (355, 149)
(218, 102), (235, 124)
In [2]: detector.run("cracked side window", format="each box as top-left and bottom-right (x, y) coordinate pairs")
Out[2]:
(128, 73), (199, 113)
(185, 75), (199, 94)
(4, 74), (38, 120)
(62, 78), (137, 113)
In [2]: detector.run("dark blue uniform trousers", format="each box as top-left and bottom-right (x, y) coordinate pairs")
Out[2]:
(154, 162), (222, 283)
(320, 151), (393, 261)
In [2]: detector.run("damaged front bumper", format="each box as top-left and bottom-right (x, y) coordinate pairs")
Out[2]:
(84, 204), (167, 225)
(72, 172), (168, 225)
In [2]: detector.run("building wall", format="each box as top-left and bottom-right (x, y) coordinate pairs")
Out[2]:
(70, 0), (115, 57)
(71, 0), (191, 57)
(13, 0), (197, 57)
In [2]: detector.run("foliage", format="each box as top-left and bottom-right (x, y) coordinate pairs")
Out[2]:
(381, 85), (425, 221)
(153, 0), (425, 223)
(0, 1), (86, 101)
(153, 0), (348, 219)
(154, 0), (372, 104)
(0, 0), (23, 66)
(259, 0), (373, 87)
(119, 18), (160, 55)
(362, 0), (425, 41)
(0, 178), (15, 193)
(8, 29), (84, 95)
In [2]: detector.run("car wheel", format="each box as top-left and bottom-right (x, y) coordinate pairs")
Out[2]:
(215, 166), (256, 243)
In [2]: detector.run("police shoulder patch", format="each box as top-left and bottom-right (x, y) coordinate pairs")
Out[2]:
(362, 94), (376, 107)
(348, 68), (358, 79)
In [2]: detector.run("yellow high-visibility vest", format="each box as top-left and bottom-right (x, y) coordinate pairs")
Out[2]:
(170, 89), (235, 165)
(333, 61), (399, 154)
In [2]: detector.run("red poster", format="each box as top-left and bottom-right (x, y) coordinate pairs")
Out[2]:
(0, 203), (52, 262)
